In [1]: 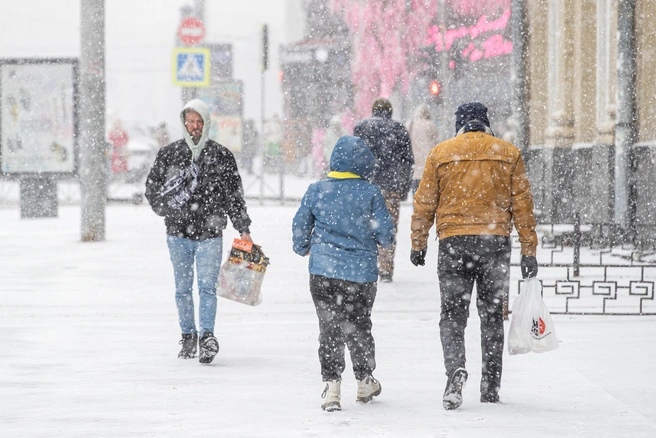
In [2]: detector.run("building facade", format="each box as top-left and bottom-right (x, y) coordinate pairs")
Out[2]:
(524, 0), (656, 245)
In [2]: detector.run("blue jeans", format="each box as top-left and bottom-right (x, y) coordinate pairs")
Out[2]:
(166, 235), (223, 338)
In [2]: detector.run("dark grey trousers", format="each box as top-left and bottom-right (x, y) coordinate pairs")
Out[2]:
(438, 235), (511, 398)
(309, 274), (377, 381)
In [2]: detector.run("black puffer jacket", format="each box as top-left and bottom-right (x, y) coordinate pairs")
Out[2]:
(145, 138), (251, 240)
(354, 110), (414, 197)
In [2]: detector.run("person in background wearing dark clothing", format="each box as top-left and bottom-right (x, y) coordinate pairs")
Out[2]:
(145, 99), (253, 364)
(354, 98), (414, 283)
(410, 102), (538, 410)
(292, 135), (395, 412)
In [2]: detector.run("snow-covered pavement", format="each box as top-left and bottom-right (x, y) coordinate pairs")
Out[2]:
(1, 201), (655, 437)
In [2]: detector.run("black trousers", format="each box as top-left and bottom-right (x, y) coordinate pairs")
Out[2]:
(309, 274), (377, 381)
(437, 235), (510, 397)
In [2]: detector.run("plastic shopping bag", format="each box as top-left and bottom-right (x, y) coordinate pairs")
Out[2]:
(508, 277), (559, 355)
(507, 283), (531, 355)
(216, 239), (270, 306)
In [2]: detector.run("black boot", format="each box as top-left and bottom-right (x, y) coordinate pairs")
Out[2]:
(480, 377), (500, 403)
(199, 332), (219, 364)
(443, 367), (468, 410)
(178, 333), (198, 359)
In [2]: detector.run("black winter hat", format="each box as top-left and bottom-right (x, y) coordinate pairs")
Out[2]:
(455, 102), (490, 134)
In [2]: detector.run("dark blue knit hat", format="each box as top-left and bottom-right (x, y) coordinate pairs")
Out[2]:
(455, 102), (490, 134)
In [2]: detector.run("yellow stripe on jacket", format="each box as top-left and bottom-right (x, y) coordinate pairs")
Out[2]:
(327, 171), (361, 179)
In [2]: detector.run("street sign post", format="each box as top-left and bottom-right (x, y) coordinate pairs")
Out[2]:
(178, 17), (205, 46)
(172, 48), (211, 87)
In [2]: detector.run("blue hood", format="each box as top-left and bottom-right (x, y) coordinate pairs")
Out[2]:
(329, 135), (374, 178)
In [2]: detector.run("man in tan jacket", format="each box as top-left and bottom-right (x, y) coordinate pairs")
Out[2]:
(410, 102), (538, 410)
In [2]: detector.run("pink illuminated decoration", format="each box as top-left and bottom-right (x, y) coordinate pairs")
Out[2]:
(331, 0), (513, 118)
(330, 0), (438, 119)
(426, 8), (513, 63)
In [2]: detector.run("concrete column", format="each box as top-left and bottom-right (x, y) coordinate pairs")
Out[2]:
(595, 0), (618, 146)
(527, 0), (549, 147)
(636, 0), (656, 143)
(540, 0), (576, 224)
(510, 0), (529, 151)
(633, 0), (656, 247)
(573, 0), (597, 143)
(79, 0), (107, 242)
(545, 0), (575, 147)
(614, 0), (638, 230)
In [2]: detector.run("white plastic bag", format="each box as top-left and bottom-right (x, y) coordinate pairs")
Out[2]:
(508, 277), (559, 355)
(507, 282), (531, 355)
(216, 239), (270, 306)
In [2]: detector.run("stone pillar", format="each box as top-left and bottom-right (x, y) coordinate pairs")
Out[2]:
(527, 0), (549, 147)
(636, 0), (656, 143)
(588, 0), (617, 238)
(544, 0), (575, 147)
(595, 0), (618, 146)
(543, 0), (576, 223)
(573, 0), (597, 142)
(614, 0), (638, 232)
(633, 0), (656, 247)
(510, 0), (529, 151)
(79, 0), (107, 242)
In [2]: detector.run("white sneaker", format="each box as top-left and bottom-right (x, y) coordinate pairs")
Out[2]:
(356, 376), (382, 403)
(321, 380), (341, 412)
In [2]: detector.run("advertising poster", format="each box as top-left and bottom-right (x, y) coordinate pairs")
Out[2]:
(197, 79), (244, 153)
(0, 59), (77, 174)
(210, 115), (242, 153)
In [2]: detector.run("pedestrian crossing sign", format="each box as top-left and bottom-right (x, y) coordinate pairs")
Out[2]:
(172, 48), (210, 87)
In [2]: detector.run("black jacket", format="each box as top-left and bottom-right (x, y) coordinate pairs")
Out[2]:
(145, 139), (251, 240)
(354, 112), (414, 197)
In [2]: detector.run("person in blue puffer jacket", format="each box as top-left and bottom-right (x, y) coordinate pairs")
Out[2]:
(292, 135), (395, 412)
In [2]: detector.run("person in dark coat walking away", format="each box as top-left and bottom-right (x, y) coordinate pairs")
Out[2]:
(410, 102), (538, 410)
(354, 98), (414, 283)
(292, 135), (395, 412)
(145, 99), (253, 364)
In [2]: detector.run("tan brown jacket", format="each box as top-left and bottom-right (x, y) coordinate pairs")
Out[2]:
(411, 131), (538, 256)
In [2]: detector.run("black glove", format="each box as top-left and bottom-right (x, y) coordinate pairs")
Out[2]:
(521, 255), (538, 278)
(410, 249), (427, 267)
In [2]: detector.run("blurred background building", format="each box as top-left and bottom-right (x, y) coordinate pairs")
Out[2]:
(277, 0), (655, 246)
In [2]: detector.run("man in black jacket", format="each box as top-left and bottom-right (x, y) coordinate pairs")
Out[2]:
(354, 98), (414, 283)
(145, 99), (252, 364)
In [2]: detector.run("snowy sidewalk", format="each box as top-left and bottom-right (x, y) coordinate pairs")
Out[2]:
(1, 202), (655, 437)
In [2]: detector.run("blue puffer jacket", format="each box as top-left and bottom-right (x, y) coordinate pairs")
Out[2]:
(292, 135), (395, 283)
